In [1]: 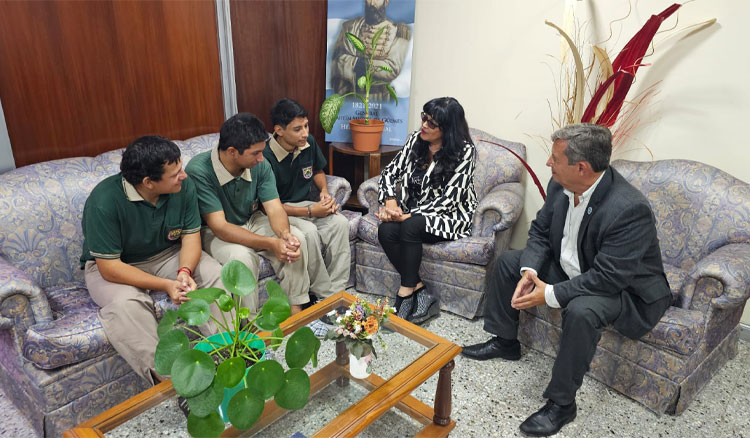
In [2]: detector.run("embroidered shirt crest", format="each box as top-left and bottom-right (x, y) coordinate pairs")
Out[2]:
(302, 166), (313, 179)
(167, 229), (182, 241)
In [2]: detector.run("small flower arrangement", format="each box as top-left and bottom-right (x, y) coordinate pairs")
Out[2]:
(324, 297), (395, 360)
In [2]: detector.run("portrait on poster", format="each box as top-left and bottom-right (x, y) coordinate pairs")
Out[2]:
(325, 0), (415, 146)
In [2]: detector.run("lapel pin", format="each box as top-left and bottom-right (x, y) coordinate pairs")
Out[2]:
(587, 206), (592, 215)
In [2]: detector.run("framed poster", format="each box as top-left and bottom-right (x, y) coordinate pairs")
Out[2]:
(325, 0), (415, 146)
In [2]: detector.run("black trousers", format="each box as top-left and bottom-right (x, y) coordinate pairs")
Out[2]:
(483, 249), (622, 405)
(377, 215), (447, 288)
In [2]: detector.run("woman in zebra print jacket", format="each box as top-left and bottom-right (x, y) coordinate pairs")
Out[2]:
(376, 97), (478, 325)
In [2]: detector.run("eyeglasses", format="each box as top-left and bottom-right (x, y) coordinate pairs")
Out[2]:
(420, 112), (439, 129)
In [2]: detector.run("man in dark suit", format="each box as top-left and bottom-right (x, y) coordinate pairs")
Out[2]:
(462, 123), (671, 437)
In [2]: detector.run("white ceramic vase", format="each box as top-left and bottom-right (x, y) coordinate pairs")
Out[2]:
(349, 352), (373, 379)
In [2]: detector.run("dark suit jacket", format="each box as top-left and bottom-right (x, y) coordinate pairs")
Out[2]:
(519, 167), (671, 339)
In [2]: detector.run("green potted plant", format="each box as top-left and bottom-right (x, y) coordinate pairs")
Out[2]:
(154, 260), (320, 438)
(320, 25), (399, 152)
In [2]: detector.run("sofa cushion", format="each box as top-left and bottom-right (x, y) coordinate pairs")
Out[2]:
(357, 213), (494, 265)
(525, 304), (705, 357)
(24, 286), (175, 369)
(636, 306), (705, 356)
(340, 209), (362, 241)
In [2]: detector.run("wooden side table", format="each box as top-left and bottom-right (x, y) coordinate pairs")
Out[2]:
(328, 142), (401, 181)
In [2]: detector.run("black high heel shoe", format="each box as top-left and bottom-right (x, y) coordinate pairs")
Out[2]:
(408, 287), (440, 325)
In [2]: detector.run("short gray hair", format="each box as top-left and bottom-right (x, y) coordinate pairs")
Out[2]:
(551, 123), (612, 172)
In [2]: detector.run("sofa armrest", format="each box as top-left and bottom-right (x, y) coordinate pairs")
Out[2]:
(682, 244), (750, 311)
(357, 176), (380, 215)
(308, 175), (352, 211)
(0, 256), (53, 331)
(473, 182), (525, 238)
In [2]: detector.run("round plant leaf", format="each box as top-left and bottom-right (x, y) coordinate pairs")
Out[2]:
(154, 329), (190, 376)
(221, 260), (257, 296)
(187, 288), (225, 303)
(177, 299), (211, 326)
(157, 309), (178, 339)
(171, 349), (216, 398)
(217, 294), (235, 312)
(285, 326), (318, 369)
(187, 378), (224, 418)
(238, 307), (250, 320)
(274, 368), (310, 410)
(357, 75), (367, 90)
(227, 388), (264, 430)
(216, 356), (246, 388)
(265, 280), (286, 300)
(187, 411), (224, 438)
(245, 360), (284, 400)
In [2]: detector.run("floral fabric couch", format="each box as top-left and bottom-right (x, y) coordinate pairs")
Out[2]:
(0, 133), (357, 437)
(354, 128), (526, 318)
(519, 159), (750, 414)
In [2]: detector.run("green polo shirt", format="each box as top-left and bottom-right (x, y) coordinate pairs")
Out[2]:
(79, 174), (201, 267)
(185, 147), (279, 226)
(263, 134), (327, 203)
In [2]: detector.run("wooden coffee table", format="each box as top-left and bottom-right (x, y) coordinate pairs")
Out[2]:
(64, 291), (461, 437)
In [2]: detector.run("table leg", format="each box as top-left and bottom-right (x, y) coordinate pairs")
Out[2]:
(336, 340), (350, 387)
(367, 152), (381, 180)
(432, 359), (455, 426)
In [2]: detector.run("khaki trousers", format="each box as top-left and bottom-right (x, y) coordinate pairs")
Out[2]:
(85, 245), (225, 385)
(201, 211), (310, 315)
(287, 201), (351, 296)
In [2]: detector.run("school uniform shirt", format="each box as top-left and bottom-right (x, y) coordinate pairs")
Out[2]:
(263, 134), (327, 204)
(378, 131), (478, 240)
(79, 174), (201, 267)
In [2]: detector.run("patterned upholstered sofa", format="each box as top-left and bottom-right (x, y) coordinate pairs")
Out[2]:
(0, 133), (358, 437)
(354, 128), (526, 318)
(519, 159), (750, 415)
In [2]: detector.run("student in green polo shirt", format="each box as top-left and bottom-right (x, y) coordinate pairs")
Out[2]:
(185, 112), (314, 316)
(81, 135), (225, 386)
(263, 98), (351, 299)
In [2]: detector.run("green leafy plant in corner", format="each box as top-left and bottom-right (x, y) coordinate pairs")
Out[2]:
(154, 260), (320, 437)
(320, 26), (399, 133)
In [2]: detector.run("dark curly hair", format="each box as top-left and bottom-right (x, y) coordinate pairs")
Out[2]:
(409, 97), (472, 187)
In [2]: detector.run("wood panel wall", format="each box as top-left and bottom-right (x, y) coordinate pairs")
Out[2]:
(0, 1), (224, 167)
(230, 0), (329, 150)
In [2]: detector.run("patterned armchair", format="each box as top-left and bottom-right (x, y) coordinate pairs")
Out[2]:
(519, 159), (750, 414)
(0, 133), (356, 437)
(354, 128), (526, 318)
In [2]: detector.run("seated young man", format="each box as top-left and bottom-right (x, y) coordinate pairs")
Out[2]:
(186, 112), (324, 316)
(81, 135), (225, 386)
(264, 98), (351, 300)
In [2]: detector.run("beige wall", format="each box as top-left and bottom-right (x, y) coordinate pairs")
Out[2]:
(408, 0), (750, 322)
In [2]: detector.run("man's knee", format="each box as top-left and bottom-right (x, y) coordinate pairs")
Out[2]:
(563, 298), (604, 329)
(493, 250), (523, 277)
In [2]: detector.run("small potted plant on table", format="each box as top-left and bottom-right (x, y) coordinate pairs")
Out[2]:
(154, 260), (320, 438)
(320, 25), (399, 152)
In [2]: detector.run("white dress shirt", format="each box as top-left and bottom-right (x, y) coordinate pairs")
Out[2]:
(522, 171), (606, 308)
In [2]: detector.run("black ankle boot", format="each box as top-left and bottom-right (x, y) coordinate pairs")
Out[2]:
(408, 288), (439, 325)
(396, 293), (416, 320)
